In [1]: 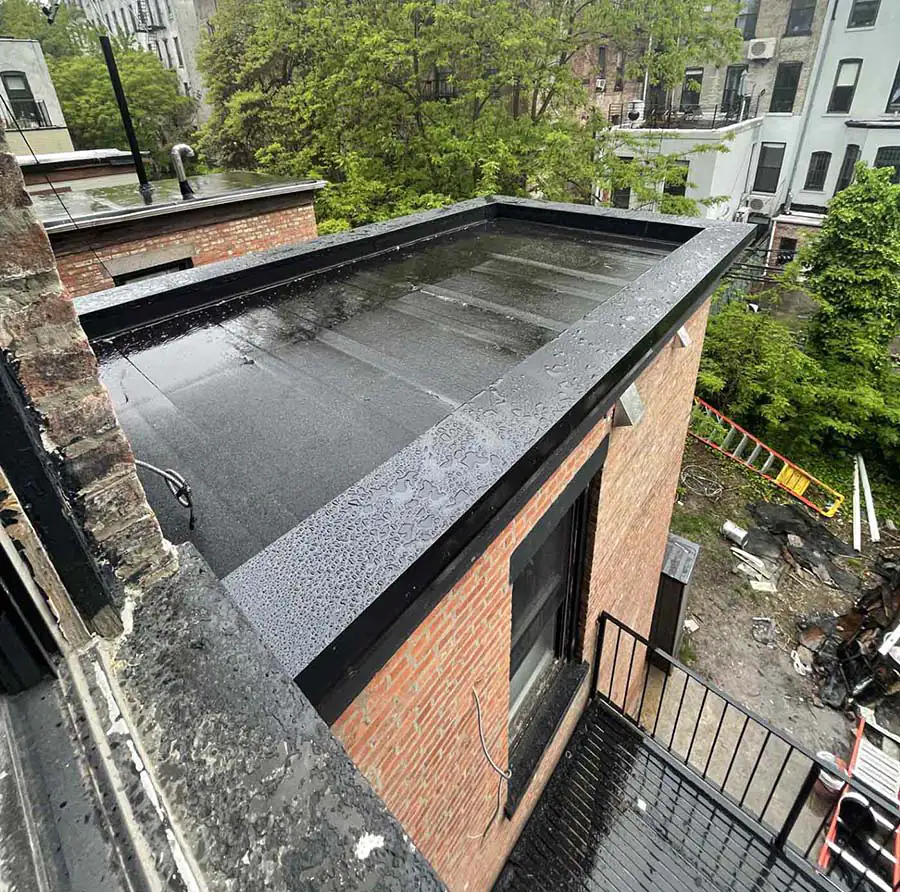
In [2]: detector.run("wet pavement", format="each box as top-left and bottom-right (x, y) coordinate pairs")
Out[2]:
(96, 220), (670, 576)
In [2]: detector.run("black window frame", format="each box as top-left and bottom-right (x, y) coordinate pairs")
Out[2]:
(722, 64), (748, 116)
(828, 59), (862, 114)
(804, 151), (831, 191)
(770, 61), (803, 113)
(874, 146), (900, 185)
(736, 0), (759, 40)
(848, 0), (880, 28)
(680, 67), (704, 111)
(785, 0), (816, 36)
(887, 62), (900, 114)
(753, 142), (786, 194)
(835, 144), (861, 193)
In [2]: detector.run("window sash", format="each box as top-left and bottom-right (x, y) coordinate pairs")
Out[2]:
(828, 60), (861, 113)
(835, 145), (861, 192)
(753, 143), (786, 193)
(848, 0), (880, 28)
(770, 63), (802, 113)
(804, 152), (831, 191)
(875, 147), (900, 185)
(888, 63), (900, 114)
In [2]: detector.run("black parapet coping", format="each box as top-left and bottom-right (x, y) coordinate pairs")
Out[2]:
(204, 199), (755, 716)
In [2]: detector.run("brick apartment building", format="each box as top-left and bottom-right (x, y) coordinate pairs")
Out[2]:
(26, 115), (891, 892)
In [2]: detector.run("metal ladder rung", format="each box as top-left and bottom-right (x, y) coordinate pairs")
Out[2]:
(760, 452), (776, 474)
(732, 434), (750, 460)
(721, 427), (738, 450)
(746, 443), (762, 466)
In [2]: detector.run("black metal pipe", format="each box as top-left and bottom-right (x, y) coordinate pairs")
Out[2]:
(99, 35), (152, 204)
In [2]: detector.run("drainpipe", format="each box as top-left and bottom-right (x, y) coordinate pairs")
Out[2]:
(170, 143), (196, 199)
(782, 0), (839, 205)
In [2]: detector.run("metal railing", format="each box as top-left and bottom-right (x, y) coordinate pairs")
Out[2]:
(608, 96), (763, 130)
(591, 612), (900, 892)
(1, 98), (51, 130)
(724, 245), (797, 294)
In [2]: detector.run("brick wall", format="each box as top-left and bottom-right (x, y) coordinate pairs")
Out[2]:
(0, 125), (176, 608)
(54, 203), (319, 297)
(332, 300), (711, 891)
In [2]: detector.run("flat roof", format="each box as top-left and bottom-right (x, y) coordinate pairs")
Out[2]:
(80, 197), (752, 713)
(17, 148), (138, 168)
(33, 171), (325, 229)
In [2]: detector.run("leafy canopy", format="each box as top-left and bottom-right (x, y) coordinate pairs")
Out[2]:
(198, 0), (743, 227)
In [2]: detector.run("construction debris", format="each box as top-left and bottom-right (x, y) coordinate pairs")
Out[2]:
(752, 616), (776, 645)
(684, 618), (700, 634)
(858, 454), (881, 544)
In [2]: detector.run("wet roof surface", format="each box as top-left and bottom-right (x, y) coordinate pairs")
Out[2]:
(33, 171), (317, 225)
(97, 219), (670, 577)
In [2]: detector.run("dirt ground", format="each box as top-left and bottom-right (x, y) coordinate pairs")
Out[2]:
(670, 437), (900, 762)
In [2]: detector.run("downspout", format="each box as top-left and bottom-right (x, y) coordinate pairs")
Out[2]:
(782, 0), (838, 205)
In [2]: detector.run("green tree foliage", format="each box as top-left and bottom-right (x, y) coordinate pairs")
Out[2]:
(699, 164), (900, 474)
(0, 0), (94, 59)
(198, 0), (743, 227)
(48, 48), (194, 174)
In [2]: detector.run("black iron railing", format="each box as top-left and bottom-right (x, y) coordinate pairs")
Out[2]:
(591, 612), (900, 892)
(724, 245), (797, 294)
(607, 97), (763, 130)
(1, 98), (51, 130)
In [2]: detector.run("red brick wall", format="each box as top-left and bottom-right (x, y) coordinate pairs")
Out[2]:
(332, 300), (711, 891)
(55, 203), (318, 297)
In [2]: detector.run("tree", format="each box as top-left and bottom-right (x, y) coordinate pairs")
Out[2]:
(198, 0), (743, 228)
(49, 48), (195, 175)
(0, 0), (94, 59)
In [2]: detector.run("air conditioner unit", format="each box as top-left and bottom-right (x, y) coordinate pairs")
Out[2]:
(747, 38), (777, 61)
(748, 194), (777, 216)
(595, 76), (607, 92)
(733, 207), (751, 223)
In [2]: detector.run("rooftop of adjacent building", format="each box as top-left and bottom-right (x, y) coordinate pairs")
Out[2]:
(17, 147), (138, 170)
(33, 171), (325, 229)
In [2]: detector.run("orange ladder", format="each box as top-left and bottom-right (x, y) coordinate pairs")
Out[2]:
(689, 397), (844, 518)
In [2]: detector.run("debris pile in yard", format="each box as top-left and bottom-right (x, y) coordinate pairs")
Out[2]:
(796, 556), (900, 710)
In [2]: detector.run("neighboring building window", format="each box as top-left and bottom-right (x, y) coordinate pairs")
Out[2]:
(153, 0), (164, 23)
(129, 5), (137, 30)
(173, 35), (184, 67)
(770, 62), (802, 113)
(614, 51), (625, 92)
(803, 151), (831, 190)
(736, 0), (759, 40)
(874, 146), (900, 184)
(681, 68), (703, 110)
(786, 0), (816, 36)
(848, 0), (880, 28)
(753, 142), (786, 193)
(612, 185), (631, 209)
(162, 38), (173, 68)
(1, 71), (50, 128)
(722, 64), (748, 115)
(887, 62), (900, 113)
(598, 45), (607, 76)
(835, 144), (861, 192)
(777, 237), (798, 265)
(664, 160), (690, 198)
(827, 59), (861, 113)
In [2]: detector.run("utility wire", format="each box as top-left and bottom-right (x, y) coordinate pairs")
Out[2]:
(467, 689), (511, 841)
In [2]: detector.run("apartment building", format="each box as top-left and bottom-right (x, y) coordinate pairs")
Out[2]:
(70, 0), (213, 114)
(0, 37), (74, 155)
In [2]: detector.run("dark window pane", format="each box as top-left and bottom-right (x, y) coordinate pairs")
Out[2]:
(786, 0), (816, 35)
(888, 62), (900, 113)
(835, 144), (861, 193)
(598, 45), (607, 74)
(722, 65), (748, 115)
(849, 0), (880, 28)
(736, 0), (759, 39)
(770, 62), (802, 113)
(777, 238), (798, 265)
(828, 60), (861, 113)
(753, 142), (785, 193)
(804, 151), (831, 190)
(664, 161), (690, 197)
(875, 146), (900, 185)
(681, 68), (703, 110)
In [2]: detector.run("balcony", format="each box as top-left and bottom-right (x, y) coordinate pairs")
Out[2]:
(1, 98), (51, 131)
(608, 98), (763, 131)
(496, 613), (900, 892)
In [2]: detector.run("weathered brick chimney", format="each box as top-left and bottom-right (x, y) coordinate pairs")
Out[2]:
(0, 123), (176, 627)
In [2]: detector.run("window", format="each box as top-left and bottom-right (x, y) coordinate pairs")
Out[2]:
(736, 0), (759, 40)
(1, 71), (49, 128)
(803, 151), (831, 190)
(848, 0), (880, 28)
(664, 160), (690, 198)
(598, 45), (607, 76)
(129, 5), (137, 30)
(753, 142), (786, 193)
(680, 68), (704, 110)
(875, 146), (900, 185)
(614, 51), (625, 92)
(173, 35), (183, 67)
(828, 60), (861, 113)
(153, 0), (164, 23)
(770, 62), (802, 113)
(776, 237), (798, 265)
(722, 64), (747, 115)
(888, 62), (900, 113)
(835, 144), (861, 192)
(786, 0), (816, 36)
(162, 38), (173, 68)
